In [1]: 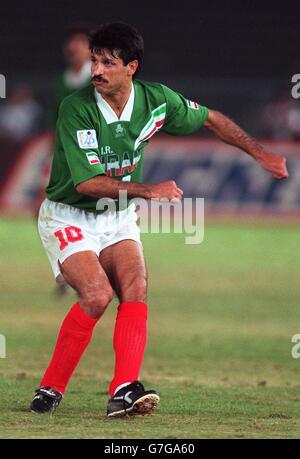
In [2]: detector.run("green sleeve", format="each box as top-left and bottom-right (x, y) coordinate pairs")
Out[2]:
(57, 98), (105, 186)
(48, 75), (69, 128)
(160, 85), (209, 135)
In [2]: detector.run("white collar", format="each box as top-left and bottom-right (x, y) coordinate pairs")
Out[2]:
(94, 83), (135, 124)
(64, 61), (91, 89)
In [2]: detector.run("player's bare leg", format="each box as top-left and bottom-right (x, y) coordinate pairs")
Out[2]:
(100, 239), (147, 303)
(31, 251), (113, 414)
(60, 250), (113, 318)
(100, 240), (160, 417)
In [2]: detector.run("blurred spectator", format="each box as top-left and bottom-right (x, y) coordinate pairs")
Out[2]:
(259, 94), (300, 140)
(50, 25), (92, 125)
(36, 25), (92, 211)
(0, 84), (42, 143)
(286, 104), (300, 140)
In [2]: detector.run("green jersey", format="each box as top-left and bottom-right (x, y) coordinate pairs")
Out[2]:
(50, 62), (92, 127)
(46, 80), (208, 210)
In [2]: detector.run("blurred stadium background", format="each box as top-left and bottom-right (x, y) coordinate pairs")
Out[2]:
(0, 0), (300, 439)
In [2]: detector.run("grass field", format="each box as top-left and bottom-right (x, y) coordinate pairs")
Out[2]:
(0, 216), (300, 439)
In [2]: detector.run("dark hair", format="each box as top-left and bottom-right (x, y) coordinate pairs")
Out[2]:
(89, 22), (144, 74)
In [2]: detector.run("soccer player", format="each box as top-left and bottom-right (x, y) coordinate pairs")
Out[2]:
(30, 22), (288, 417)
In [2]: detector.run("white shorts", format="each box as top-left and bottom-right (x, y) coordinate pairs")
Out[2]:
(38, 198), (141, 281)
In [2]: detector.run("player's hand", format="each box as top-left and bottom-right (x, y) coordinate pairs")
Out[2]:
(150, 180), (183, 202)
(257, 151), (288, 179)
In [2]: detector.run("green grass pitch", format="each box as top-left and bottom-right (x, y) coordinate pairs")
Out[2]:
(0, 217), (300, 438)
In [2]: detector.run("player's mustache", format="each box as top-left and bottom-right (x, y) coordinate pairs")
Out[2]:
(92, 76), (108, 83)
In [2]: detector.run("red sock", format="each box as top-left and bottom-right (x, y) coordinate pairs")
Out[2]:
(109, 301), (148, 397)
(41, 302), (99, 394)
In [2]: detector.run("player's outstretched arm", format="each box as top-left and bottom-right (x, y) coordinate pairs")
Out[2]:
(204, 109), (288, 179)
(76, 176), (183, 202)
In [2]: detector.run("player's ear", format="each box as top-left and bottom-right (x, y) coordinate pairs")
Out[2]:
(127, 60), (139, 77)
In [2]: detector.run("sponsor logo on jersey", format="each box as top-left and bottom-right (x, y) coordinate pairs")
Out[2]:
(186, 100), (199, 110)
(77, 130), (98, 149)
(86, 152), (100, 165)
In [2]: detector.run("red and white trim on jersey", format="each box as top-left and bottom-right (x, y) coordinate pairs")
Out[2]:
(134, 103), (167, 150)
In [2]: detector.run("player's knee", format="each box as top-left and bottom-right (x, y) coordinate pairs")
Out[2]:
(121, 275), (148, 303)
(81, 288), (113, 318)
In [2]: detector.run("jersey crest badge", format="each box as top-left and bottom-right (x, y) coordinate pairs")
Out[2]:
(77, 130), (98, 149)
(114, 123), (125, 138)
